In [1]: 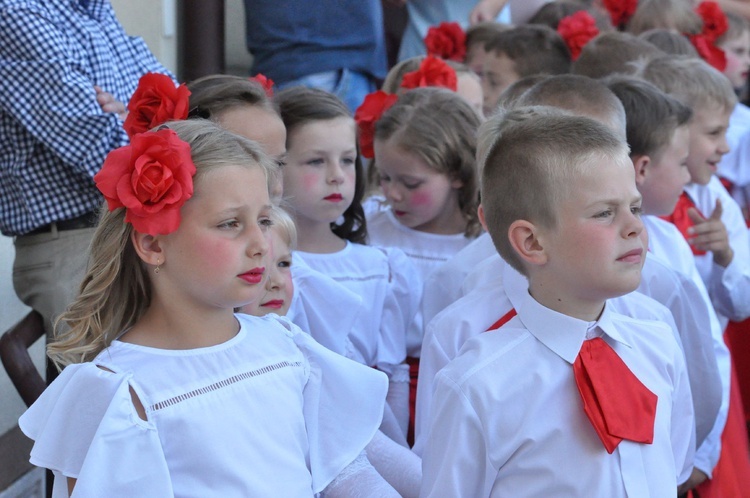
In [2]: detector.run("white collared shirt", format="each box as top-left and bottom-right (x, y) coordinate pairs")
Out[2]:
(420, 269), (695, 497)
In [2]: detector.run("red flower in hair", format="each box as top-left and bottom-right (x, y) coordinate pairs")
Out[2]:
(689, 34), (727, 71)
(250, 73), (275, 97)
(94, 129), (196, 235)
(695, 1), (728, 42)
(400, 56), (458, 91)
(602, 0), (638, 29)
(424, 22), (466, 62)
(354, 91), (398, 159)
(123, 73), (191, 138)
(557, 11), (600, 60)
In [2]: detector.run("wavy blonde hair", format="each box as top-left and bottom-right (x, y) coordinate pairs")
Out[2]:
(48, 120), (277, 368)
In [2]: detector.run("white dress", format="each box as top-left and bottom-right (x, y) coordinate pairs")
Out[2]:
(19, 314), (387, 498)
(295, 242), (420, 374)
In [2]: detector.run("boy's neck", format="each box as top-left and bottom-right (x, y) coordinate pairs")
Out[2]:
(527, 277), (606, 322)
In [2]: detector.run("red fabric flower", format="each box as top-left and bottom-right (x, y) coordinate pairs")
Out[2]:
(94, 129), (196, 235)
(602, 0), (638, 29)
(250, 73), (275, 97)
(354, 91), (398, 159)
(689, 33), (728, 71)
(123, 73), (191, 139)
(695, 1), (728, 42)
(424, 21), (466, 62)
(557, 11), (600, 61)
(400, 56), (458, 91)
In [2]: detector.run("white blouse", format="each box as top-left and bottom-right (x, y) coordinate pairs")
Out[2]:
(20, 314), (387, 497)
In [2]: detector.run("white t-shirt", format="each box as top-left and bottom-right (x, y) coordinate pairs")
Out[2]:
(19, 314), (387, 497)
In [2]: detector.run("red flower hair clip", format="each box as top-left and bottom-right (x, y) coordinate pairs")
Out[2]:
(557, 11), (600, 61)
(94, 128), (196, 235)
(123, 73), (191, 139)
(354, 91), (398, 159)
(424, 21), (466, 62)
(695, 1), (728, 42)
(602, 0), (638, 30)
(688, 1), (728, 71)
(250, 73), (275, 97)
(400, 56), (458, 92)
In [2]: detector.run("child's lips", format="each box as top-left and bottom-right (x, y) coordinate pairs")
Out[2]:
(324, 193), (343, 202)
(238, 267), (265, 284)
(394, 210), (407, 217)
(261, 299), (284, 309)
(617, 248), (643, 263)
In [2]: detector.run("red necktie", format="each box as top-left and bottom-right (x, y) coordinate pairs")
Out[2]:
(660, 192), (706, 255)
(573, 337), (658, 454)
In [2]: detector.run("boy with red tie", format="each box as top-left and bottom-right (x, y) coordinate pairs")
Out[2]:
(420, 109), (694, 497)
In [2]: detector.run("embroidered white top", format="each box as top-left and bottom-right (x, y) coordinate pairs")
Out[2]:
(19, 314), (387, 497)
(420, 267), (694, 497)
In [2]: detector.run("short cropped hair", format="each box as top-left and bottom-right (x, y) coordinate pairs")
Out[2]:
(572, 31), (664, 79)
(187, 74), (276, 119)
(515, 74), (627, 139)
(484, 24), (571, 78)
(465, 21), (510, 52)
(627, 0), (703, 35)
(633, 55), (738, 112)
(479, 107), (628, 274)
(528, 1), (612, 31)
(604, 75), (693, 159)
(495, 74), (551, 110)
(639, 29), (699, 57)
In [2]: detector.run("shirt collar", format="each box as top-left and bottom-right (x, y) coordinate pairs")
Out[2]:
(502, 262), (633, 364)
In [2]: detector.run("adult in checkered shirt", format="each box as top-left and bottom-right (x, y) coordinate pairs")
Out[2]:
(0, 0), (172, 363)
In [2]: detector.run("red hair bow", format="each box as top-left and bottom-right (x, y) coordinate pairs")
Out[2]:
(557, 11), (600, 61)
(123, 73), (191, 139)
(400, 56), (458, 92)
(250, 73), (275, 97)
(424, 21), (466, 62)
(688, 1), (728, 71)
(602, 0), (638, 30)
(354, 91), (398, 159)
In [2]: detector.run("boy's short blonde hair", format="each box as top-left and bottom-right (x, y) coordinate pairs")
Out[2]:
(515, 74), (627, 139)
(572, 31), (663, 79)
(638, 29), (699, 57)
(633, 55), (738, 112)
(484, 24), (571, 78)
(465, 21), (510, 52)
(717, 11), (750, 45)
(479, 107), (628, 274)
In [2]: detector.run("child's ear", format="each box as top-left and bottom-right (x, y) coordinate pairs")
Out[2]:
(508, 219), (547, 267)
(631, 154), (651, 186)
(131, 230), (164, 267)
(477, 204), (488, 231)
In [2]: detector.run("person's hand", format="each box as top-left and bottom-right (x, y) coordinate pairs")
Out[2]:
(95, 85), (128, 120)
(687, 199), (734, 267)
(677, 468), (708, 495)
(469, 0), (509, 24)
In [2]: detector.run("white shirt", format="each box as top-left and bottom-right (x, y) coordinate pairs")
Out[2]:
(684, 177), (750, 324)
(20, 314), (387, 497)
(366, 201), (475, 356)
(717, 103), (750, 210)
(643, 215), (731, 474)
(295, 242), (420, 374)
(420, 270), (694, 497)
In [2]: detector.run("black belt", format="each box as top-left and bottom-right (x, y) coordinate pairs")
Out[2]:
(25, 211), (99, 235)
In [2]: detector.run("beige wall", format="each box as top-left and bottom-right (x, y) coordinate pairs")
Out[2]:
(110, 0), (178, 74)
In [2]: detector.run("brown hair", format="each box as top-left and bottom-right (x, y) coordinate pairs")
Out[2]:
(484, 24), (572, 78)
(187, 74), (277, 119)
(638, 29), (699, 57)
(374, 87), (483, 237)
(603, 75), (693, 158)
(627, 0), (703, 35)
(572, 31), (664, 79)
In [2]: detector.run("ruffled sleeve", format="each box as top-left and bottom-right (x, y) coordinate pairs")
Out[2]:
(19, 363), (173, 497)
(276, 317), (388, 493)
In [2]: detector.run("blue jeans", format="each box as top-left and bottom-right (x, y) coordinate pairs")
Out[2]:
(276, 69), (377, 114)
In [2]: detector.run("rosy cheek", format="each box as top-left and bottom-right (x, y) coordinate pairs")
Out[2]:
(303, 172), (320, 191)
(409, 191), (433, 207)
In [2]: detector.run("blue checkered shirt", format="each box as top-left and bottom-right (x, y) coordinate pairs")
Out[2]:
(0, 0), (173, 235)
